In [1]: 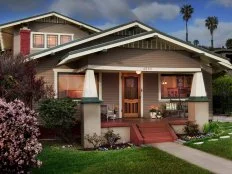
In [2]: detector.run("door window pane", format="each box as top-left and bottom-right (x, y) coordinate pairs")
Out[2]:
(124, 77), (138, 99)
(47, 35), (58, 48)
(33, 34), (44, 48)
(60, 35), (72, 44)
(161, 75), (193, 99)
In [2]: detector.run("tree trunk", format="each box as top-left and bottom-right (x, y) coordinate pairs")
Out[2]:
(211, 34), (214, 49)
(186, 21), (188, 42)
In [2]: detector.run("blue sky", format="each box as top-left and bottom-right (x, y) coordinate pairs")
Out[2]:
(0, 0), (232, 47)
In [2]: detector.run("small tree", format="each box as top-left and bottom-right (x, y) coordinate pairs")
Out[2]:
(0, 99), (42, 173)
(0, 53), (53, 108)
(38, 98), (77, 142)
(193, 39), (199, 46)
(226, 38), (232, 49)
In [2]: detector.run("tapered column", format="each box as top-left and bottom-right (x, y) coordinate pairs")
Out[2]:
(81, 69), (102, 148)
(188, 72), (209, 130)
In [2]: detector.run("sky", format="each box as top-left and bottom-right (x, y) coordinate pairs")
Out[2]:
(0, 0), (231, 47)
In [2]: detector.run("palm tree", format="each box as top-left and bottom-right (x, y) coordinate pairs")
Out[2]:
(193, 40), (199, 46)
(180, 4), (194, 42)
(205, 16), (218, 49)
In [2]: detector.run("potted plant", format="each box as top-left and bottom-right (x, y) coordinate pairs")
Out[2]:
(149, 105), (158, 119)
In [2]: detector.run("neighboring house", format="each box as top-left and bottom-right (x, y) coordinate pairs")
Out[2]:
(214, 49), (232, 64)
(1, 12), (232, 147)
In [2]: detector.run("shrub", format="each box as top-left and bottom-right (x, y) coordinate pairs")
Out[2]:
(0, 99), (42, 173)
(84, 133), (105, 149)
(203, 122), (220, 134)
(38, 98), (78, 142)
(184, 121), (199, 136)
(104, 129), (121, 147)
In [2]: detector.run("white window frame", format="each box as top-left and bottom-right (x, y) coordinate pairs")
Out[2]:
(158, 73), (194, 102)
(53, 69), (101, 101)
(31, 32), (74, 49)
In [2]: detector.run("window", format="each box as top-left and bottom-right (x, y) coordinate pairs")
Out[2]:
(33, 34), (44, 48)
(31, 32), (73, 49)
(60, 35), (72, 44)
(47, 35), (58, 48)
(58, 73), (85, 99)
(161, 74), (193, 99)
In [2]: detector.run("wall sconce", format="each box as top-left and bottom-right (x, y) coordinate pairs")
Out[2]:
(162, 81), (167, 85)
(136, 71), (141, 74)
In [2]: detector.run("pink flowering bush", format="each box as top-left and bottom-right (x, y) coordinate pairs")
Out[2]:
(0, 99), (42, 173)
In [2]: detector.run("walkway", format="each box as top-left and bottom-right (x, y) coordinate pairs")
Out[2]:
(211, 116), (232, 122)
(152, 142), (232, 174)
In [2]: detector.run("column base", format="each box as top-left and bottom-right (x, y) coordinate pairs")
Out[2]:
(81, 103), (101, 148)
(188, 102), (209, 131)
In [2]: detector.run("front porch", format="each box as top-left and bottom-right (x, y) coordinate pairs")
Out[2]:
(101, 117), (187, 145)
(79, 69), (209, 147)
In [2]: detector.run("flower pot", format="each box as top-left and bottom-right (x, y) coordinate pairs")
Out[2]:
(150, 112), (157, 119)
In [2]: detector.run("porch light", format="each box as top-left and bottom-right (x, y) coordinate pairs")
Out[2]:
(162, 81), (167, 85)
(136, 70), (141, 74)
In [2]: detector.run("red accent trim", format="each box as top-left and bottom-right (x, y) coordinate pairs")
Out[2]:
(20, 29), (30, 56)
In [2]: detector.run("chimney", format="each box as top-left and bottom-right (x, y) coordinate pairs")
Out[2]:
(20, 27), (31, 56)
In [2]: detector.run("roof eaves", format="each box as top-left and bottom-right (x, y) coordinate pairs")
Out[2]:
(0, 11), (101, 33)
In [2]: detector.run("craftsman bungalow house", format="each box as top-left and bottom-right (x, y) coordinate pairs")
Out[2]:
(1, 12), (231, 147)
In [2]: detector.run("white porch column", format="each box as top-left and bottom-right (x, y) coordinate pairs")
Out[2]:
(188, 72), (209, 131)
(81, 69), (102, 148)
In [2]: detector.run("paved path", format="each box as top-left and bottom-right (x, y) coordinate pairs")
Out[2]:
(211, 116), (232, 122)
(152, 142), (232, 174)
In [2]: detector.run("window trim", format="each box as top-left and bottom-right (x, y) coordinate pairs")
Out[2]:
(47, 34), (58, 48)
(31, 32), (74, 49)
(158, 73), (193, 102)
(53, 69), (100, 100)
(60, 34), (73, 45)
(32, 33), (45, 49)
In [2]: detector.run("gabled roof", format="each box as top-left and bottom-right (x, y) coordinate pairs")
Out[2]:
(0, 11), (101, 33)
(58, 29), (232, 70)
(29, 20), (153, 59)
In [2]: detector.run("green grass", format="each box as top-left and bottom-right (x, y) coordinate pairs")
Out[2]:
(186, 122), (232, 161)
(33, 145), (211, 174)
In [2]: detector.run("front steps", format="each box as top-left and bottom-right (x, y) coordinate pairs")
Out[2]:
(136, 121), (177, 144)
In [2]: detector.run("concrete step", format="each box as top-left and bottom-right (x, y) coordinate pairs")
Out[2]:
(138, 123), (166, 128)
(142, 132), (172, 138)
(144, 137), (174, 144)
(137, 122), (175, 144)
(139, 127), (168, 133)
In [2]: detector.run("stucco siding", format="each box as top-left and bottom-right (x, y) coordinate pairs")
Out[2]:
(143, 73), (159, 118)
(88, 48), (200, 68)
(102, 73), (119, 106)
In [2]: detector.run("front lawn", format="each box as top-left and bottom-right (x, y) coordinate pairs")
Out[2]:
(33, 145), (211, 174)
(186, 122), (232, 161)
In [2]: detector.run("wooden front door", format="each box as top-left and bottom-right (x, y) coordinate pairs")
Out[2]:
(122, 73), (140, 117)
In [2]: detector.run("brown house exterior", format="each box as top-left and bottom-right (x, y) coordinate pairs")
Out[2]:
(1, 12), (231, 147)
